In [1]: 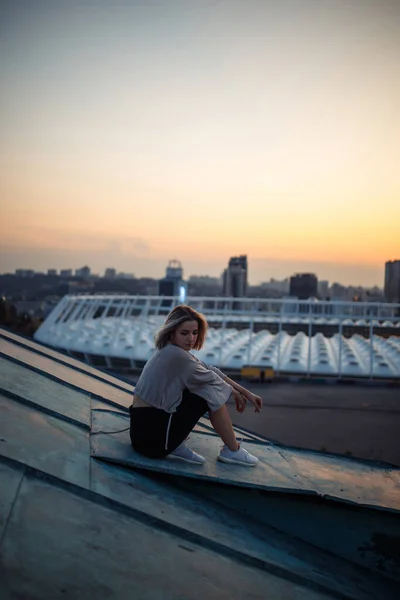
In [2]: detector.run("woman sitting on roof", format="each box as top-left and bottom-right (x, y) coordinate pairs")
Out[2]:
(129, 304), (263, 466)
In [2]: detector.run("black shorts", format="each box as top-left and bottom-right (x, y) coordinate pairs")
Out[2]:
(129, 389), (209, 459)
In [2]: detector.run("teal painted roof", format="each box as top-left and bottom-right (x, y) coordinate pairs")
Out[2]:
(0, 327), (399, 600)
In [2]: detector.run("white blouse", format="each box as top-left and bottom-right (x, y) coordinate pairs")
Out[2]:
(132, 342), (233, 413)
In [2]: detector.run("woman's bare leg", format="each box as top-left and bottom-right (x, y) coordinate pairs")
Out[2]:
(209, 404), (238, 451)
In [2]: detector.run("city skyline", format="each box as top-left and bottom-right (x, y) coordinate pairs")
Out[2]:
(1, 0), (399, 287)
(4, 258), (390, 291)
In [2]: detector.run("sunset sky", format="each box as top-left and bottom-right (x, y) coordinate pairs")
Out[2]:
(1, 0), (399, 286)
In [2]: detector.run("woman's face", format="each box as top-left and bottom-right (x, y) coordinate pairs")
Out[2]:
(170, 319), (199, 351)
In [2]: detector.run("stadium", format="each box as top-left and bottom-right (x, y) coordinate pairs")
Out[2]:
(34, 294), (400, 381)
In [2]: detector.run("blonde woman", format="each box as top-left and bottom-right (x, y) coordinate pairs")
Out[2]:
(129, 305), (263, 466)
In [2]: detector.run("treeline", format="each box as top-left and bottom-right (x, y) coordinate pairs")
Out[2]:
(0, 299), (42, 337)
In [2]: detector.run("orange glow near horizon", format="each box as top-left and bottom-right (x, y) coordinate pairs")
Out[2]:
(0, 1), (399, 286)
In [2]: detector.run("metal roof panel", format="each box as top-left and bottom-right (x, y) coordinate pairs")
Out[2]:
(0, 394), (90, 488)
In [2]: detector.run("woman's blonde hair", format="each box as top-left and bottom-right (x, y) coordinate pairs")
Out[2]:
(155, 304), (208, 350)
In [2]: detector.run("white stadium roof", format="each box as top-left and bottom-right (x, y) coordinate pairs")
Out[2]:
(34, 294), (400, 379)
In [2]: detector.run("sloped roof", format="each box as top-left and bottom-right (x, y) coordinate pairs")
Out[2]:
(0, 327), (399, 600)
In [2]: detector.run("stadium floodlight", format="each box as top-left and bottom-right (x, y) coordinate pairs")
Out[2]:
(179, 285), (187, 304)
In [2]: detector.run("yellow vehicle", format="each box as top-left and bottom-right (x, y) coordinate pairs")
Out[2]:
(241, 365), (275, 382)
(264, 367), (275, 381)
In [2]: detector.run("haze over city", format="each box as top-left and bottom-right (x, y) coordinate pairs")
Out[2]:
(1, 0), (399, 286)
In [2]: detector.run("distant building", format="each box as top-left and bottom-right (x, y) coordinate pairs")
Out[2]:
(158, 260), (187, 303)
(346, 286), (366, 302)
(365, 286), (384, 302)
(289, 273), (318, 300)
(330, 282), (346, 300)
(187, 276), (222, 297)
(43, 296), (61, 318)
(60, 269), (73, 278)
(223, 255), (248, 297)
(222, 255), (248, 310)
(188, 275), (221, 286)
(47, 269), (57, 276)
(75, 266), (91, 278)
(15, 269), (35, 278)
(259, 278), (290, 295)
(14, 300), (44, 318)
(384, 260), (400, 303)
(68, 280), (94, 294)
(104, 268), (117, 279)
(318, 280), (329, 299)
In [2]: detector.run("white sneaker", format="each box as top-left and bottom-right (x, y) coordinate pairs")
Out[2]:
(217, 444), (259, 466)
(168, 442), (206, 465)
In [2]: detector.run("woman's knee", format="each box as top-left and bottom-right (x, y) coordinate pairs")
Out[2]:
(132, 438), (168, 459)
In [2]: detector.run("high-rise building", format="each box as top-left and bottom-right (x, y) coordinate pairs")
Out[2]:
(289, 273), (318, 299)
(222, 255), (248, 297)
(158, 260), (187, 303)
(222, 255), (248, 310)
(384, 260), (400, 303)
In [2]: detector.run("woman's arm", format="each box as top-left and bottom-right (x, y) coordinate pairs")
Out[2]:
(223, 375), (263, 413)
(197, 356), (263, 414)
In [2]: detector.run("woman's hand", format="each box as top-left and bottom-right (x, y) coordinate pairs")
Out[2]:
(243, 391), (263, 413)
(232, 389), (247, 413)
